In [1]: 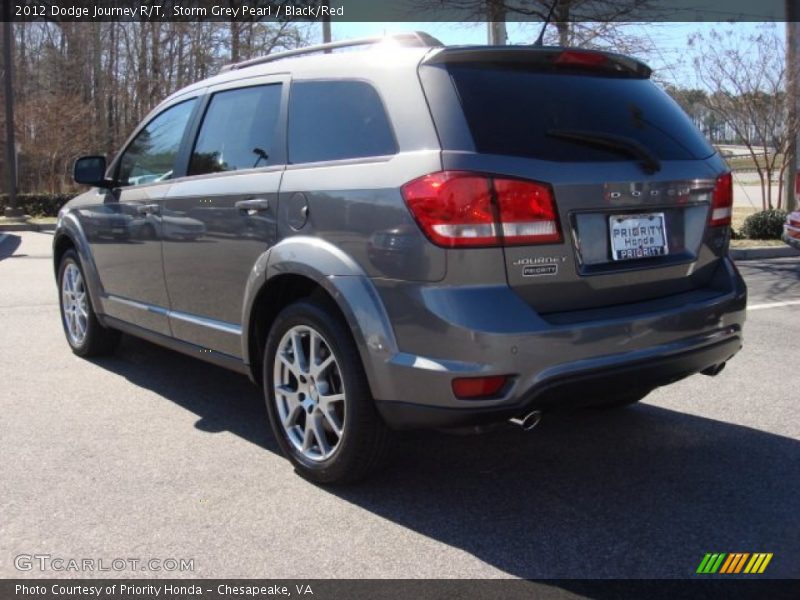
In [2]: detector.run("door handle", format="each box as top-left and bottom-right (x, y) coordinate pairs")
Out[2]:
(235, 198), (270, 213)
(136, 203), (160, 215)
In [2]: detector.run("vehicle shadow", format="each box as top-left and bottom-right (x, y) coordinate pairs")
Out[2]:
(93, 334), (800, 579)
(0, 234), (22, 261)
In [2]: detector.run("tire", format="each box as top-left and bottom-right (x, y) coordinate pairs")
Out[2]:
(263, 298), (393, 484)
(57, 249), (120, 357)
(589, 389), (651, 409)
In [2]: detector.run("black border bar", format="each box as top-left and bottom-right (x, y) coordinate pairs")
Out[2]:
(6, 0), (796, 22)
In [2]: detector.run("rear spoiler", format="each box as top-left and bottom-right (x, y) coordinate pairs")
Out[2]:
(422, 46), (652, 79)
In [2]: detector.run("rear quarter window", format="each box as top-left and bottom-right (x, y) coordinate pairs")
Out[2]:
(448, 64), (713, 162)
(288, 80), (396, 164)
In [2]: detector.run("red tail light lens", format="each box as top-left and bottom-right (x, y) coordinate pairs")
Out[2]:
(555, 50), (608, 68)
(402, 171), (562, 248)
(493, 178), (562, 244)
(452, 375), (509, 399)
(400, 172), (497, 247)
(795, 172), (800, 197)
(709, 172), (733, 227)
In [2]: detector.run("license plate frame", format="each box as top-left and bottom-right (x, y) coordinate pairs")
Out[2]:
(609, 212), (668, 261)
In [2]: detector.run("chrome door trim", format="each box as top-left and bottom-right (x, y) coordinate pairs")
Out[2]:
(105, 294), (241, 336)
(107, 294), (169, 316)
(169, 309), (242, 336)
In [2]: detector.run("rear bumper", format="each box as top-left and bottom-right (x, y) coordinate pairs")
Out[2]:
(783, 221), (800, 250)
(376, 334), (740, 429)
(368, 257), (746, 430)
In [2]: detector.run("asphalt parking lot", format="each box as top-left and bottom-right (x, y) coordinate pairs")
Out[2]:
(1, 231), (798, 579)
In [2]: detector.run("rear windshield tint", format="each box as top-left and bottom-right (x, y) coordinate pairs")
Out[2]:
(449, 64), (713, 162)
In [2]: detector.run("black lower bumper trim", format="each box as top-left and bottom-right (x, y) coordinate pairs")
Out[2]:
(376, 336), (742, 430)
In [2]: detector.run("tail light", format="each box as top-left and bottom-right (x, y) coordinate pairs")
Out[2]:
(555, 50), (608, 68)
(795, 172), (800, 197)
(402, 171), (562, 248)
(709, 172), (733, 227)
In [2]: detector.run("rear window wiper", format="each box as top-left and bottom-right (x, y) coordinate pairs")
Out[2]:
(546, 128), (661, 174)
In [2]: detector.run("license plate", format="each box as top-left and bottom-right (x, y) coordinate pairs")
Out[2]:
(609, 213), (668, 261)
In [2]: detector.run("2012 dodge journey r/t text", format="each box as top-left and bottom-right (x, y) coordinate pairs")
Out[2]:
(54, 33), (746, 483)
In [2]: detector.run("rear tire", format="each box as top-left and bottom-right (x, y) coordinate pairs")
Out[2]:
(58, 249), (120, 357)
(263, 298), (393, 484)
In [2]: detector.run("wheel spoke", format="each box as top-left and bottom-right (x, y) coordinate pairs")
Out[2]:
(282, 403), (303, 429)
(309, 331), (321, 369)
(291, 331), (308, 374)
(319, 392), (344, 404)
(76, 314), (87, 337)
(278, 352), (302, 380)
(320, 405), (343, 437)
(313, 354), (334, 377)
(301, 420), (315, 452)
(310, 414), (331, 456)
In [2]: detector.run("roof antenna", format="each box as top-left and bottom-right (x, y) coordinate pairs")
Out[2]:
(533, 0), (559, 47)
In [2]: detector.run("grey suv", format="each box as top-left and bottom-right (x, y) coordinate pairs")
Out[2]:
(54, 33), (746, 483)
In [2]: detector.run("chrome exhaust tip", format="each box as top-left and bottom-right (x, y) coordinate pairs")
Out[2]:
(509, 410), (543, 432)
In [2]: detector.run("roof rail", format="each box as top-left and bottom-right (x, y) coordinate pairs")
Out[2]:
(220, 31), (444, 73)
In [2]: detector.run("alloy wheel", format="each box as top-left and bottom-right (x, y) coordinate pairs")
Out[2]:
(62, 262), (89, 346)
(273, 325), (346, 461)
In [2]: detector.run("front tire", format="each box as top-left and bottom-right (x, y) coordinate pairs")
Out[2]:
(58, 249), (120, 357)
(264, 298), (393, 484)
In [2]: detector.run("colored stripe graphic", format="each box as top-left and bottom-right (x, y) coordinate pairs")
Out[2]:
(698, 552), (773, 574)
(733, 553), (749, 573)
(696, 554), (713, 573)
(697, 553), (727, 573)
(719, 554), (736, 573)
(759, 554), (773, 573)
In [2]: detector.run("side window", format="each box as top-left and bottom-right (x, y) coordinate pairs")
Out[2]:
(189, 84), (283, 176)
(117, 99), (197, 187)
(289, 80), (396, 164)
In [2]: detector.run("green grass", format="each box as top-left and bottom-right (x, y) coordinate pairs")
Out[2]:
(730, 238), (786, 248)
(725, 153), (784, 173)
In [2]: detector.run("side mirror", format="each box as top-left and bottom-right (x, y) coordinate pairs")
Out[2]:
(73, 156), (111, 187)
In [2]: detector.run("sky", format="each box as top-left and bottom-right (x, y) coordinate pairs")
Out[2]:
(310, 21), (786, 88)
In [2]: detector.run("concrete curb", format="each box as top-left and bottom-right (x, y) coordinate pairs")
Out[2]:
(730, 246), (800, 260)
(0, 221), (56, 233)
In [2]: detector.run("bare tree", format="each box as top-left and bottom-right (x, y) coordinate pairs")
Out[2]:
(690, 26), (799, 210)
(410, 0), (658, 51)
(6, 20), (309, 194)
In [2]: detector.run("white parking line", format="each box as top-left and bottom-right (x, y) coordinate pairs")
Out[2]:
(748, 300), (800, 311)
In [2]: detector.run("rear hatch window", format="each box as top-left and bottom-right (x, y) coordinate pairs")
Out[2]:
(448, 63), (713, 163)
(419, 55), (728, 313)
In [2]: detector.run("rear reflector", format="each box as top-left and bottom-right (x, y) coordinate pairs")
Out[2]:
(402, 171), (562, 248)
(709, 172), (733, 227)
(452, 375), (509, 399)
